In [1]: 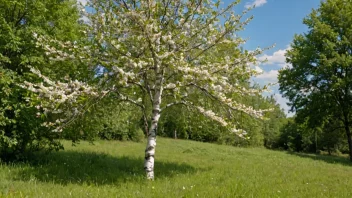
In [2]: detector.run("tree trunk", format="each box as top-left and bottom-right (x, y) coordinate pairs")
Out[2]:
(342, 111), (352, 161)
(144, 74), (163, 180)
(345, 125), (352, 161)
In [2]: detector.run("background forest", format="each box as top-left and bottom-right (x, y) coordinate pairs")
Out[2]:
(0, 0), (351, 163)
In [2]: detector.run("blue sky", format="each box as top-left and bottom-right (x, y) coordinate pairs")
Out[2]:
(230, 0), (322, 116)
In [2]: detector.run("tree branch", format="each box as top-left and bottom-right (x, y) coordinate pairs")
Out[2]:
(160, 101), (187, 112)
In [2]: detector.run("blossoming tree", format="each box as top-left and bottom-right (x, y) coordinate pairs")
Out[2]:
(26, 0), (271, 180)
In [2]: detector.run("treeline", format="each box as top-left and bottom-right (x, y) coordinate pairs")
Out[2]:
(1, 0), (351, 163)
(0, 0), (289, 161)
(70, 88), (288, 148)
(278, 118), (348, 155)
(67, 92), (352, 157)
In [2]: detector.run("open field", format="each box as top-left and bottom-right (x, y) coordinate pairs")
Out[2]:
(1, 138), (352, 197)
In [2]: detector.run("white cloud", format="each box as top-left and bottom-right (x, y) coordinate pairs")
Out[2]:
(252, 47), (295, 117)
(253, 47), (293, 90)
(254, 69), (292, 116)
(274, 93), (294, 117)
(245, 0), (268, 9)
(255, 70), (278, 83)
(253, 69), (295, 116)
(254, 66), (263, 73)
(257, 47), (291, 68)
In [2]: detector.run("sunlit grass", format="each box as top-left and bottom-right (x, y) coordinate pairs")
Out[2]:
(1, 138), (352, 197)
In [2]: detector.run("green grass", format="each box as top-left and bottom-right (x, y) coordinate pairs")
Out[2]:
(1, 138), (352, 197)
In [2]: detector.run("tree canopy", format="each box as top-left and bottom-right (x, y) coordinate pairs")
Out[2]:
(279, 0), (352, 160)
(0, 0), (292, 180)
(25, 0), (275, 179)
(0, 0), (83, 159)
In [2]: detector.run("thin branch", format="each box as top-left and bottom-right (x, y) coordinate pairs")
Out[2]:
(116, 91), (145, 109)
(160, 101), (187, 112)
(121, 0), (129, 10)
(190, 28), (233, 61)
(144, 73), (154, 104)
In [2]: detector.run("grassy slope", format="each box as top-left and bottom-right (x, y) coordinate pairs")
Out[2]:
(1, 138), (352, 197)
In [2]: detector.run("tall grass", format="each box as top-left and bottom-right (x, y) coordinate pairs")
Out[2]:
(1, 138), (352, 197)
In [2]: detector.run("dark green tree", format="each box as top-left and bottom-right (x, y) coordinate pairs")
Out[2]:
(0, 0), (82, 159)
(262, 96), (287, 149)
(278, 118), (303, 152)
(279, 0), (352, 160)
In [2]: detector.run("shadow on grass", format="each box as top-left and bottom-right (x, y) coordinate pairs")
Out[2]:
(286, 151), (352, 166)
(14, 150), (199, 185)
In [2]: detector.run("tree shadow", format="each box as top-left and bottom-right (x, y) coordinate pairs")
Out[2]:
(286, 151), (352, 167)
(14, 150), (199, 185)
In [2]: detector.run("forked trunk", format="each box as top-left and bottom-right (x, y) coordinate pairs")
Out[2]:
(144, 74), (163, 180)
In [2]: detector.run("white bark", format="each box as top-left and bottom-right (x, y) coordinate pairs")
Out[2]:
(144, 72), (163, 180)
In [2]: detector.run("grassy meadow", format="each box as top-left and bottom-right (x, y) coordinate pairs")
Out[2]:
(0, 138), (352, 197)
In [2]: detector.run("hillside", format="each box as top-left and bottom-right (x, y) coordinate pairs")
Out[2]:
(1, 138), (352, 197)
